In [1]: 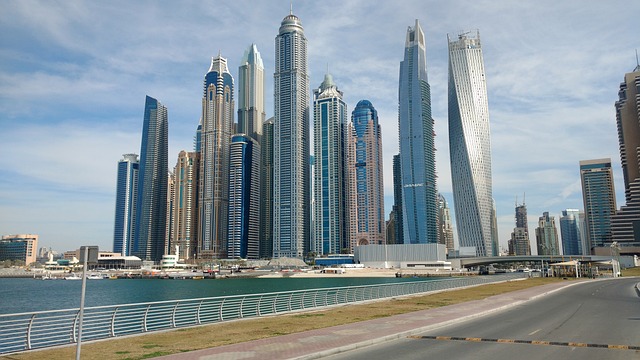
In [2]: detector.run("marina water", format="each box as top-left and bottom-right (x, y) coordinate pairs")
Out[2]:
(0, 277), (433, 315)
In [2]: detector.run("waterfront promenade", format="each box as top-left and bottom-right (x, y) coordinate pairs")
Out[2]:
(156, 280), (581, 360)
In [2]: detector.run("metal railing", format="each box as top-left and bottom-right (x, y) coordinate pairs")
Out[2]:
(0, 273), (526, 354)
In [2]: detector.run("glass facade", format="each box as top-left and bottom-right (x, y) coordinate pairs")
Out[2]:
(447, 31), (495, 257)
(133, 96), (168, 262)
(113, 154), (139, 256)
(580, 159), (617, 252)
(560, 209), (583, 255)
(398, 20), (437, 244)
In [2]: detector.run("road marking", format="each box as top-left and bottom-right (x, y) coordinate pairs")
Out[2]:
(528, 329), (541, 336)
(407, 335), (640, 351)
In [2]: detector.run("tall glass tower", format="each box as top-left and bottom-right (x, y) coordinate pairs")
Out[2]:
(134, 96), (168, 262)
(199, 54), (234, 259)
(580, 158), (617, 253)
(227, 134), (260, 259)
(260, 118), (274, 258)
(170, 151), (200, 261)
(238, 44), (266, 143)
(398, 20), (437, 244)
(113, 154), (139, 256)
(448, 30), (495, 257)
(560, 209), (583, 255)
(273, 11), (310, 258)
(313, 73), (348, 255)
(348, 100), (385, 250)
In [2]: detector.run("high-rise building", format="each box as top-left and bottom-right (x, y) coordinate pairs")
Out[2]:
(560, 209), (583, 255)
(260, 118), (274, 258)
(133, 95), (168, 262)
(447, 30), (495, 257)
(580, 158), (617, 253)
(113, 154), (139, 256)
(273, 11), (310, 258)
(170, 151), (200, 260)
(313, 73), (348, 255)
(535, 212), (560, 255)
(347, 100), (386, 251)
(437, 194), (455, 253)
(199, 54), (234, 260)
(490, 199), (499, 256)
(238, 44), (266, 143)
(611, 63), (640, 245)
(392, 154), (404, 244)
(398, 20), (437, 245)
(227, 135), (260, 259)
(509, 200), (531, 255)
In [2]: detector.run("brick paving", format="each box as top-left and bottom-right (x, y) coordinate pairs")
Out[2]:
(156, 281), (579, 360)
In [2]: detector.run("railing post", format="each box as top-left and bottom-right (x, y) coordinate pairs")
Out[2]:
(219, 299), (226, 321)
(26, 314), (36, 350)
(288, 293), (293, 312)
(240, 297), (245, 318)
(273, 294), (278, 314)
(110, 308), (118, 337)
(196, 300), (203, 325)
(143, 305), (150, 332)
(72, 311), (79, 343)
(257, 296), (262, 317)
(172, 303), (179, 328)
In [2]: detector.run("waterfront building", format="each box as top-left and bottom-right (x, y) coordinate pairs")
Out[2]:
(313, 73), (348, 255)
(227, 134), (261, 259)
(260, 118), (274, 258)
(133, 96), (168, 262)
(437, 194), (455, 253)
(0, 234), (38, 265)
(611, 63), (640, 246)
(237, 44), (266, 143)
(347, 100), (386, 251)
(560, 209), (584, 255)
(580, 158), (617, 253)
(199, 54), (234, 259)
(398, 20), (437, 245)
(113, 154), (139, 256)
(273, 11), (310, 258)
(392, 154), (404, 244)
(535, 212), (560, 255)
(170, 151), (200, 260)
(448, 30), (495, 257)
(508, 200), (531, 255)
(166, 171), (174, 257)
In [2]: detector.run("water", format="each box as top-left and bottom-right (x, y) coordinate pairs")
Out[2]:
(0, 276), (430, 315)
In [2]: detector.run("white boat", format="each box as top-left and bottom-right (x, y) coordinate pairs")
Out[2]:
(64, 274), (82, 280)
(87, 274), (104, 280)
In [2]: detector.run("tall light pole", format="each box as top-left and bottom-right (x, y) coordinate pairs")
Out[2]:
(76, 246), (98, 360)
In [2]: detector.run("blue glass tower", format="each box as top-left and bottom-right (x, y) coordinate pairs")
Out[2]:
(227, 134), (260, 259)
(133, 95), (168, 262)
(560, 209), (583, 255)
(580, 158), (617, 253)
(398, 20), (437, 244)
(113, 154), (139, 256)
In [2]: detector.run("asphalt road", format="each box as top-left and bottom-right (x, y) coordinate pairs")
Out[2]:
(322, 278), (640, 360)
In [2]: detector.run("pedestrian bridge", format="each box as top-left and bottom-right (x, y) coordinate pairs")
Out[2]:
(453, 255), (616, 268)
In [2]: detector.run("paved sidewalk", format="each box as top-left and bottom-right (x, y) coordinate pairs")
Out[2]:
(157, 281), (579, 360)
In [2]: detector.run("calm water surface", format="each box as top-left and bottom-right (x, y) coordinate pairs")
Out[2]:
(0, 276), (432, 314)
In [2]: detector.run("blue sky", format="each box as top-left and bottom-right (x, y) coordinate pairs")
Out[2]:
(1, 0), (637, 254)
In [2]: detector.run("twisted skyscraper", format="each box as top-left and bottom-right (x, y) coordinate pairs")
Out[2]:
(448, 31), (495, 257)
(398, 20), (437, 244)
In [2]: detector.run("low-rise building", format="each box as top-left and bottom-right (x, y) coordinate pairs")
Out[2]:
(0, 234), (38, 265)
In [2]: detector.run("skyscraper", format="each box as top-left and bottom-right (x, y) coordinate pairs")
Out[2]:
(437, 194), (455, 253)
(348, 100), (386, 251)
(580, 158), (617, 253)
(560, 209), (583, 255)
(113, 154), (139, 256)
(448, 30), (495, 257)
(313, 73), (348, 255)
(238, 44), (266, 143)
(509, 200), (531, 255)
(260, 118), (274, 258)
(273, 11), (310, 258)
(199, 54), (234, 259)
(133, 96), (168, 262)
(535, 212), (560, 255)
(611, 63), (640, 245)
(170, 151), (200, 260)
(227, 134), (260, 259)
(392, 154), (404, 244)
(398, 20), (437, 244)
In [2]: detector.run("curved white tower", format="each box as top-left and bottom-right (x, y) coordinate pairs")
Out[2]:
(448, 31), (494, 257)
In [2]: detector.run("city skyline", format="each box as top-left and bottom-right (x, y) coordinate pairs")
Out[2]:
(0, 1), (637, 253)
